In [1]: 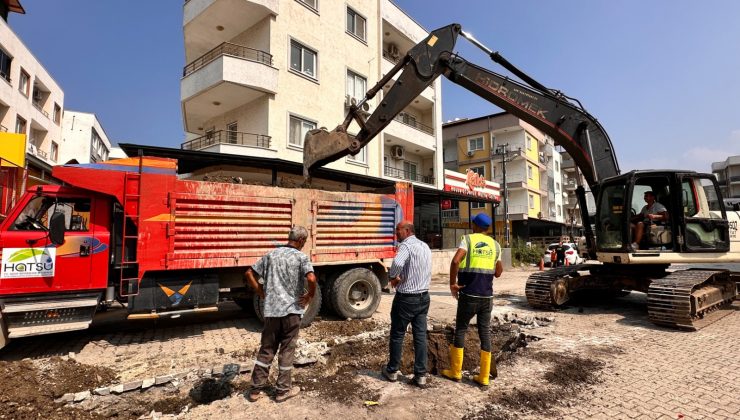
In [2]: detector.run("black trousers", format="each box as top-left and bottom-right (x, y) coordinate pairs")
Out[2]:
(251, 314), (301, 392)
(453, 292), (493, 352)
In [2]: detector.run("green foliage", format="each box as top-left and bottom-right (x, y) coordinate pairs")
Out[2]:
(510, 238), (545, 267)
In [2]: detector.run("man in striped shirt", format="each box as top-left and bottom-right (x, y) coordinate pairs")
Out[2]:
(382, 221), (432, 388)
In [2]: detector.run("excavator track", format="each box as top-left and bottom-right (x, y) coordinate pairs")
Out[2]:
(525, 265), (584, 309)
(647, 269), (738, 330)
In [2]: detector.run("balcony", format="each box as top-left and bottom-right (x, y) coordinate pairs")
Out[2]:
(32, 101), (49, 119)
(181, 42), (278, 133)
(26, 142), (48, 160)
(442, 209), (460, 222)
(565, 179), (577, 190)
(183, 0), (279, 62)
(394, 112), (433, 135)
(183, 42), (272, 76)
(384, 165), (434, 185)
(181, 130), (270, 151)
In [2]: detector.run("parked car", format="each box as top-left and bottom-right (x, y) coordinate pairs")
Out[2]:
(544, 243), (584, 267)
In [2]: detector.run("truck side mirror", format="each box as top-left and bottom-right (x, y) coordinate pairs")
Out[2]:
(49, 212), (66, 245)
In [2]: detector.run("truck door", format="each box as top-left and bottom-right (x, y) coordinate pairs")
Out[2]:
(0, 195), (95, 293)
(679, 176), (730, 252)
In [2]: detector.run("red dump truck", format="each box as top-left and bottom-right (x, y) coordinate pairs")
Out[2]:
(0, 157), (413, 350)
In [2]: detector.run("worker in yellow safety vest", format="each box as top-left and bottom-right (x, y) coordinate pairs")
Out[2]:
(441, 213), (503, 386)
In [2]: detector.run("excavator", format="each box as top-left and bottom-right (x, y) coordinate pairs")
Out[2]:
(302, 23), (739, 330)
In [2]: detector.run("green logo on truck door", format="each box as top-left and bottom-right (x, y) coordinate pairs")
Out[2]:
(1, 247), (56, 278)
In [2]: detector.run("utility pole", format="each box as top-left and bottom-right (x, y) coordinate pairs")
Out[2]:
(493, 143), (518, 247)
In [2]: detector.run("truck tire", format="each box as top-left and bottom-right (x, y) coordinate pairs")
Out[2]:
(330, 268), (381, 319)
(252, 286), (322, 328)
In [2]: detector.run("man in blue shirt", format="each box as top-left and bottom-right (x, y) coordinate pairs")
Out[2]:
(382, 221), (432, 388)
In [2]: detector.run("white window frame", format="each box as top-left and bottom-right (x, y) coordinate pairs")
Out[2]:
(470, 166), (485, 178)
(468, 136), (484, 152)
(346, 7), (367, 42)
(527, 165), (533, 179)
(347, 145), (367, 165)
(346, 69), (366, 101)
(226, 121), (238, 144)
(529, 194), (535, 209)
(289, 39), (317, 80)
(296, 0), (318, 12)
(288, 114), (317, 149)
(19, 68), (30, 97)
(403, 161), (418, 181)
(50, 141), (58, 162)
(526, 135), (532, 150)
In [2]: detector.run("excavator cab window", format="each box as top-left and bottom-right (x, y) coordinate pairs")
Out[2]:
(595, 183), (626, 249)
(680, 176), (729, 252)
(630, 177), (673, 250)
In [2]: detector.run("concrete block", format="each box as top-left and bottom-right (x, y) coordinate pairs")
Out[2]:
(123, 380), (142, 392)
(60, 393), (75, 403)
(239, 364), (251, 373)
(73, 391), (90, 402)
(111, 385), (125, 394)
(93, 387), (110, 396)
(142, 377), (155, 389)
(173, 371), (188, 380)
(155, 375), (173, 385)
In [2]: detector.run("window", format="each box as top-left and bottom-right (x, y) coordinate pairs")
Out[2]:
(557, 204), (562, 217)
(19, 69), (30, 96)
(296, 0), (317, 11)
(290, 40), (317, 79)
(529, 194), (535, 209)
(403, 161), (418, 181)
(15, 116), (26, 134)
(527, 165), (533, 179)
(555, 161), (560, 171)
(346, 70), (366, 101)
(10, 196), (91, 232)
(346, 7), (366, 41)
(90, 128), (109, 162)
(0, 48), (11, 82)
(470, 166), (485, 177)
(468, 136), (484, 152)
(555, 182), (560, 192)
(526, 135), (532, 150)
(348, 146), (366, 164)
(53, 103), (61, 124)
(471, 202), (485, 209)
(50, 141), (59, 162)
(226, 122), (238, 144)
(289, 115), (316, 148)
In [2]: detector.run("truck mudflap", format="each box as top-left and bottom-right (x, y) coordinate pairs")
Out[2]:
(0, 293), (100, 340)
(0, 311), (8, 351)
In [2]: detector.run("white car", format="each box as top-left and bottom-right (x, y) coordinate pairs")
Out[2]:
(544, 243), (584, 267)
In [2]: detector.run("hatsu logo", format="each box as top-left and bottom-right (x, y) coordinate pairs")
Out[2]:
(466, 169), (486, 190)
(1, 247), (56, 278)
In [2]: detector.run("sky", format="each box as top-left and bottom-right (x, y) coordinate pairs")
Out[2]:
(9, 1), (740, 173)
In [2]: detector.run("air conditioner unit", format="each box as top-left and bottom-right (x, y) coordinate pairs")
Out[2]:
(388, 43), (400, 60)
(391, 145), (405, 160)
(466, 150), (475, 157)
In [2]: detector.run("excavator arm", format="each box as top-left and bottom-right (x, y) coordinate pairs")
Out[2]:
(303, 23), (620, 192)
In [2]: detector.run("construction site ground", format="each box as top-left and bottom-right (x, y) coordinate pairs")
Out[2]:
(1, 266), (739, 420)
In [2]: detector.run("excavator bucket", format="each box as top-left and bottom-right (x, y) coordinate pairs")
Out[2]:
(302, 125), (356, 179)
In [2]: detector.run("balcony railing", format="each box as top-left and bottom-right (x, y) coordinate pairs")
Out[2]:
(442, 209), (460, 222)
(183, 42), (273, 77)
(384, 165), (434, 185)
(181, 130), (271, 151)
(382, 49), (401, 64)
(0, 125), (7, 132)
(393, 112), (434, 135)
(26, 142), (48, 160)
(33, 101), (49, 118)
(495, 205), (529, 215)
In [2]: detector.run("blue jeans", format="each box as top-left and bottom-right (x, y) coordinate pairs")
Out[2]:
(387, 292), (430, 376)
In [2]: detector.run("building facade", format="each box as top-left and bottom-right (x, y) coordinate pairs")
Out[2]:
(180, 0), (442, 188)
(711, 155), (740, 200)
(0, 1), (65, 216)
(443, 113), (568, 244)
(60, 111), (112, 164)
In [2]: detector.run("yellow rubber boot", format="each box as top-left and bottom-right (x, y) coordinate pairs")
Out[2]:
(440, 346), (464, 381)
(473, 350), (492, 386)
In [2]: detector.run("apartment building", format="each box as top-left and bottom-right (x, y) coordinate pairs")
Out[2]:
(180, 0), (443, 189)
(711, 155), (740, 199)
(0, 0), (65, 215)
(443, 112), (567, 243)
(60, 111), (112, 164)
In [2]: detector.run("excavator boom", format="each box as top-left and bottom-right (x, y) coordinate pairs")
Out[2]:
(303, 23), (620, 190)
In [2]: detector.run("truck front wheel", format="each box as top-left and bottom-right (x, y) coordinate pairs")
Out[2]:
(330, 268), (381, 319)
(252, 286), (322, 327)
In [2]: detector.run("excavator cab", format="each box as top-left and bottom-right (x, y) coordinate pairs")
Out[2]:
(594, 171), (730, 257)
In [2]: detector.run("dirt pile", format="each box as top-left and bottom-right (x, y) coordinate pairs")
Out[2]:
(302, 319), (382, 342)
(463, 351), (606, 419)
(0, 358), (115, 420)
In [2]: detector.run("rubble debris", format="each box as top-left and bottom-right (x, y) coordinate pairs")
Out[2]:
(294, 339), (330, 365)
